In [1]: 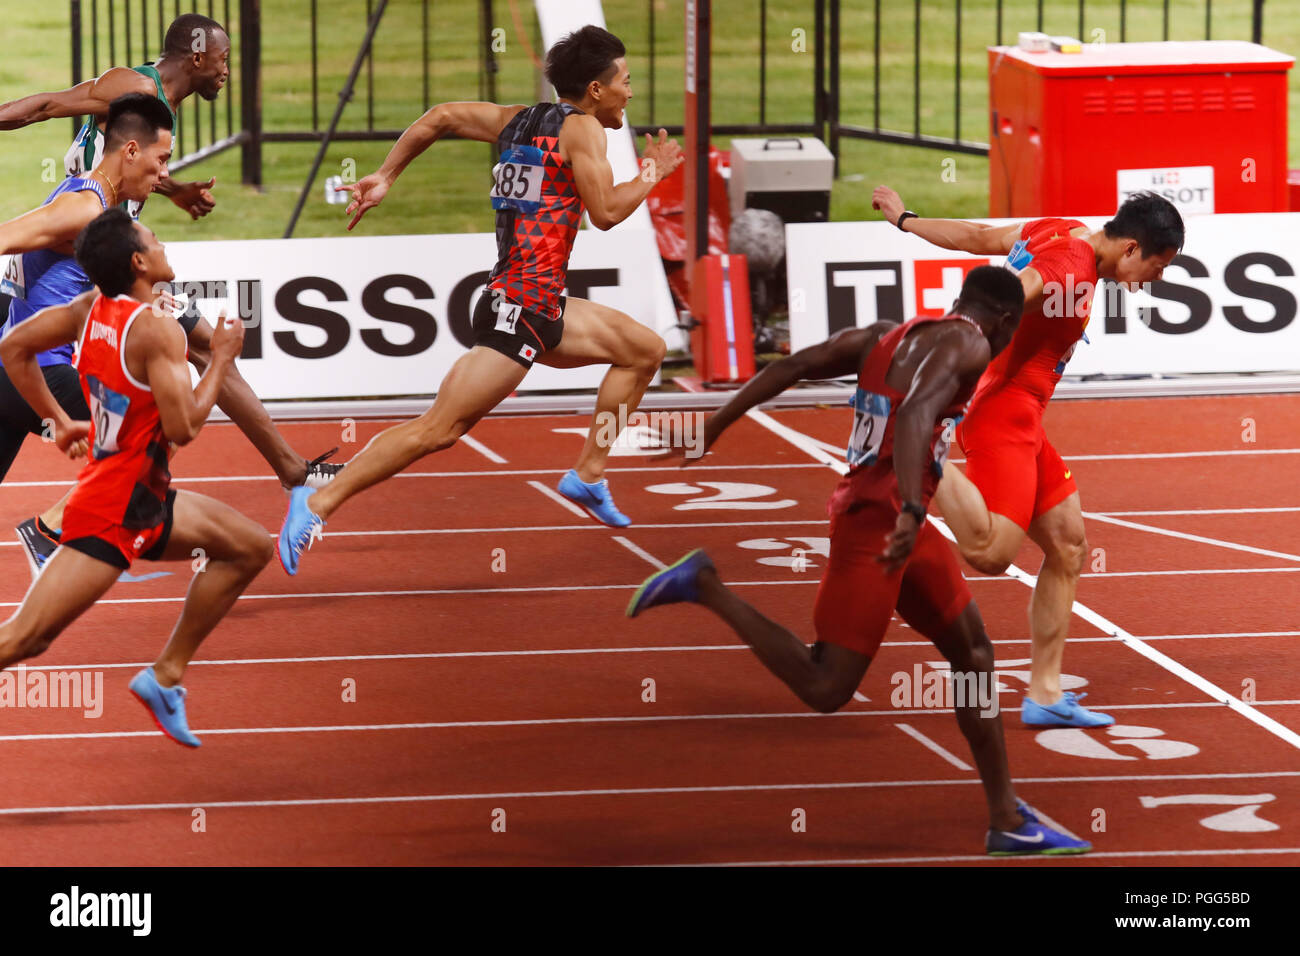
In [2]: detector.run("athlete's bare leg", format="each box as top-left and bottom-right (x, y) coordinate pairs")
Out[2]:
(149, 490), (274, 686)
(687, 560), (1021, 832)
(307, 347), (528, 521)
(1024, 492), (1087, 706)
(693, 562), (869, 712)
(933, 461), (1025, 574)
(922, 601), (1022, 832)
(0, 547), (120, 667)
(537, 297), (666, 482)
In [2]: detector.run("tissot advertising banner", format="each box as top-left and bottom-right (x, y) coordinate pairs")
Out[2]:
(6, 230), (669, 400)
(785, 215), (1300, 376)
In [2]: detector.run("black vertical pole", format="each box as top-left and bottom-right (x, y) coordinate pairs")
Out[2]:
(311, 0), (319, 128)
(913, 0), (920, 138)
(955, 0), (961, 145)
(1252, 0), (1264, 43)
(759, 0), (767, 127)
(422, 0), (430, 111)
(240, 0), (262, 187)
(366, 0), (375, 130)
(873, 0), (881, 130)
(829, 0), (840, 176)
(813, 0), (826, 140)
(70, 0), (84, 139)
(648, 0), (655, 126)
(483, 0), (497, 168)
(695, 0), (711, 262)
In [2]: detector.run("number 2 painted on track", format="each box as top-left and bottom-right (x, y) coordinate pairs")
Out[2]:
(1139, 793), (1280, 833)
(645, 481), (797, 511)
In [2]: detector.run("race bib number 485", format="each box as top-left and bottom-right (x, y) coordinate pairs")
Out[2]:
(846, 388), (891, 468)
(490, 145), (545, 214)
(86, 374), (130, 460)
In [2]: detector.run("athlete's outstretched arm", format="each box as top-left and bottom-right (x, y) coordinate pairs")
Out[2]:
(143, 311), (243, 446)
(565, 118), (682, 230)
(871, 185), (1022, 256)
(881, 330), (990, 571)
(687, 326), (891, 461)
(0, 68), (153, 131)
(341, 102), (527, 230)
(0, 291), (96, 455)
(0, 192), (101, 256)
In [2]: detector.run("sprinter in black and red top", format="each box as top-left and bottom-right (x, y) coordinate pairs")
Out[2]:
(0, 208), (272, 748)
(278, 25), (683, 574)
(630, 266), (1090, 855)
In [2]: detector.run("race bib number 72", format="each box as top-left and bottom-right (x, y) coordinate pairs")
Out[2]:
(490, 145), (545, 214)
(86, 374), (130, 460)
(846, 388), (891, 468)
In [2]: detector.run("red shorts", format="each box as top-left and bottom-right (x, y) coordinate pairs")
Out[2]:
(957, 397), (1077, 532)
(813, 499), (972, 657)
(61, 489), (177, 570)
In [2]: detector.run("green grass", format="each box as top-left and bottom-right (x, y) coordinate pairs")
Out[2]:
(1, 1), (1297, 237)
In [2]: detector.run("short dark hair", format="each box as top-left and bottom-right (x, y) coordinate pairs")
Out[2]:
(75, 208), (147, 298)
(163, 13), (226, 57)
(544, 25), (626, 100)
(957, 264), (1026, 319)
(104, 93), (174, 152)
(1104, 191), (1185, 258)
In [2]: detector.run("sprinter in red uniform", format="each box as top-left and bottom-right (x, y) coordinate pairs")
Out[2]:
(872, 186), (1183, 727)
(0, 208), (272, 747)
(629, 267), (1089, 855)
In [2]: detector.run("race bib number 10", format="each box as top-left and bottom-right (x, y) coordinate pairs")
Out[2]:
(86, 374), (130, 460)
(490, 145), (545, 214)
(846, 388), (891, 468)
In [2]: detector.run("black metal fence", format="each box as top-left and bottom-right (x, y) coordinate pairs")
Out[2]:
(69, 0), (1273, 184)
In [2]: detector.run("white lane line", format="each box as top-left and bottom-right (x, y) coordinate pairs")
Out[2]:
(693, 847), (1300, 866)
(1102, 506), (1300, 517)
(0, 518), (828, 547)
(6, 770), (1300, 818)
(0, 462), (826, 489)
(459, 434), (508, 464)
(895, 723), (973, 771)
(13, 637), (1300, 674)
(7, 568), (1298, 611)
(526, 480), (591, 519)
(746, 414), (1300, 753)
(1064, 447), (1300, 462)
(1085, 510), (1300, 563)
(613, 537), (667, 570)
(852, 691), (870, 702)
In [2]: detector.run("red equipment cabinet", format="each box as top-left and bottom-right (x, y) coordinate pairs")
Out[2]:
(988, 41), (1293, 218)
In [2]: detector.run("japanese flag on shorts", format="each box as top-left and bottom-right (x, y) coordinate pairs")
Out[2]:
(519, 344), (537, 362)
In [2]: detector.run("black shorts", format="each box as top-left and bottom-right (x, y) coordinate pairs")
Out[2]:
(0, 362), (91, 483)
(62, 488), (178, 570)
(471, 290), (565, 370)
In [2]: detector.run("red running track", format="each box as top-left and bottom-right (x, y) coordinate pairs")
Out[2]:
(0, 394), (1298, 865)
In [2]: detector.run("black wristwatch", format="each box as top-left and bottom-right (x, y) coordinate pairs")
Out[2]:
(896, 210), (918, 231)
(901, 501), (926, 523)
